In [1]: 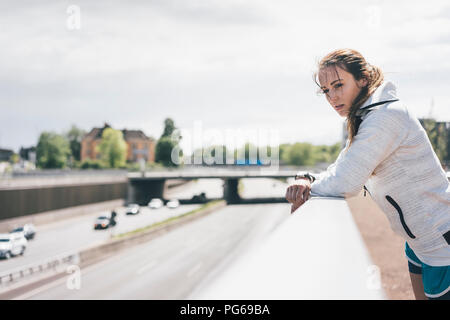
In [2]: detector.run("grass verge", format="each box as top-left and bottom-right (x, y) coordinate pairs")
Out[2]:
(113, 200), (223, 240)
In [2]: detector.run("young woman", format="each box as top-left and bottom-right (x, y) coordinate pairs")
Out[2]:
(285, 49), (450, 300)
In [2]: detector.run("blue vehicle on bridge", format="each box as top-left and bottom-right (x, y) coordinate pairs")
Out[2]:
(235, 158), (263, 166)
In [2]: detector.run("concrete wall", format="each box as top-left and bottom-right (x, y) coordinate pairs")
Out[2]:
(0, 182), (127, 221)
(0, 199), (124, 232)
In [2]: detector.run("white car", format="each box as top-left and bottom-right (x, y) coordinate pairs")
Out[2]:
(0, 233), (27, 259)
(10, 223), (36, 240)
(166, 199), (180, 209)
(125, 204), (140, 215)
(148, 198), (163, 209)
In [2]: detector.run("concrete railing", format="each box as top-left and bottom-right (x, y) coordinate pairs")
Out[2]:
(189, 196), (386, 300)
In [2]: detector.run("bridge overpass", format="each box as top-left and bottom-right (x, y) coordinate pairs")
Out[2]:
(127, 170), (300, 205)
(128, 169), (450, 205)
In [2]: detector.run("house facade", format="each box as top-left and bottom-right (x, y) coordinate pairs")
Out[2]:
(0, 148), (13, 162)
(81, 123), (155, 163)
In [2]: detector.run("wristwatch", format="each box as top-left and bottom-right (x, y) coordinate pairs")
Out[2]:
(294, 172), (316, 183)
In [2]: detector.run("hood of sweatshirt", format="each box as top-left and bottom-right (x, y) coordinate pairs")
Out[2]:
(355, 81), (399, 117)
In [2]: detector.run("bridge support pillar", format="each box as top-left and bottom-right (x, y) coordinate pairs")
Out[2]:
(223, 178), (241, 204)
(127, 179), (166, 206)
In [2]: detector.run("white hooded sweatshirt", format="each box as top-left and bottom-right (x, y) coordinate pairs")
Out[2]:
(310, 81), (450, 266)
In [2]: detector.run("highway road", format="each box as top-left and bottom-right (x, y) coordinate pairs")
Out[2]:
(0, 204), (202, 272)
(17, 202), (291, 299)
(0, 177), (289, 274)
(0, 179), (225, 272)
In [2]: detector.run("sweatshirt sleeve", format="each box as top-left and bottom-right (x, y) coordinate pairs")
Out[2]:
(311, 108), (409, 197)
(312, 140), (349, 182)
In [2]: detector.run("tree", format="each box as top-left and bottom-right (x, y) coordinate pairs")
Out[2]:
(422, 119), (448, 165)
(201, 145), (225, 165)
(161, 118), (176, 139)
(155, 118), (182, 167)
(79, 159), (105, 169)
(278, 142), (341, 166)
(312, 144), (331, 164)
(36, 132), (71, 169)
(9, 153), (19, 164)
(155, 137), (179, 167)
(279, 144), (292, 165)
(312, 143), (341, 164)
(288, 143), (315, 166)
(328, 142), (341, 161)
(97, 128), (127, 168)
(66, 125), (86, 162)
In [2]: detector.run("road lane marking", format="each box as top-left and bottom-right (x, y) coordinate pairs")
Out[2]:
(136, 260), (158, 275)
(187, 262), (203, 278)
(11, 251), (129, 300)
(12, 274), (71, 300)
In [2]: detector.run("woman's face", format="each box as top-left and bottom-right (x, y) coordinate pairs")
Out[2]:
(318, 66), (367, 117)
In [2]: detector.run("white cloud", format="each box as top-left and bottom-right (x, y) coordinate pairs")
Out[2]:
(1, 0), (450, 152)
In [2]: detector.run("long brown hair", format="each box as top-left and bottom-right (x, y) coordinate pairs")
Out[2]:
(314, 49), (384, 148)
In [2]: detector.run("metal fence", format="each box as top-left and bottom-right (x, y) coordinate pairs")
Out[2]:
(0, 252), (79, 289)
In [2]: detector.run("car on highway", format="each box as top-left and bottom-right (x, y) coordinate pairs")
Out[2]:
(125, 204), (140, 215)
(94, 213), (117, 230)
(191, 192), (207, 203)
(166, 199), (180, 209)
(10, 223), (36, 240)
(0, 233), (27, 259)
(148, 198), (164, 209)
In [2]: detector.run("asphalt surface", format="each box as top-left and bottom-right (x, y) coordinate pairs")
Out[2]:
(2, 177), (298, 299)
(17, 201), (290, 299)
(15, 188), (385, 300)
(0, 178), (286, 273)
(0, 204), (202, 272)
(0, 179), (228, 273)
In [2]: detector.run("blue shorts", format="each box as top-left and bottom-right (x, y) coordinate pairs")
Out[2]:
(405, 242), (450, 300)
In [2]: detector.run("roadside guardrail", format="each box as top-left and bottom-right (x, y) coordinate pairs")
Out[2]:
(0, 252), (79, 290)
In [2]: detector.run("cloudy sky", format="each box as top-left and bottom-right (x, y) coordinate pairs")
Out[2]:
(1, 0), (450, 154)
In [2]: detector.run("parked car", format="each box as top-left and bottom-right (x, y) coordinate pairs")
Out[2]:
(125, 204), (140, 215)
(148, 198), (163, 209)
(166, 199), (180, 209)
(0, 233), (27, 259)
(94, 213), (116, 230)
(10, 223), (36, 240)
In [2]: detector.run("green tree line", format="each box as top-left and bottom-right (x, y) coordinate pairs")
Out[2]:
(421, 118), (449, 167)
(279, 142), (341, 166)
(23, 116), (450, 171)
(189, 142), (341, 166)
(34, 118), (344, 170)
(36, 125), (137, 170)
(35, 118), (183, 170)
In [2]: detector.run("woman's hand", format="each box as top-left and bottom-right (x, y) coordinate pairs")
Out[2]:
(285, 179), (311, 214)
